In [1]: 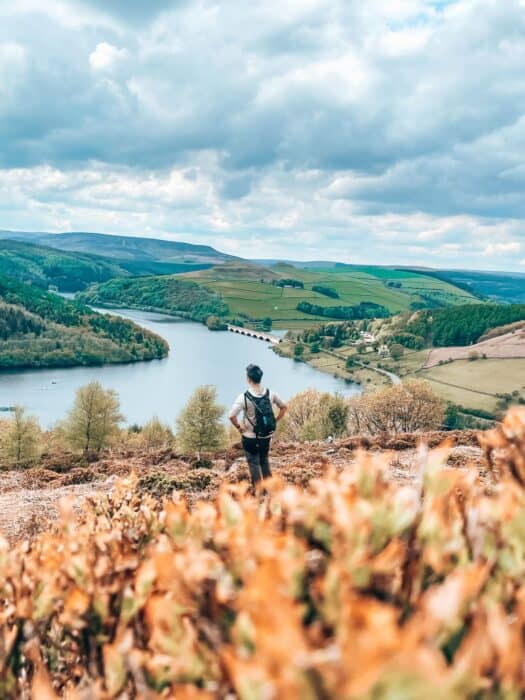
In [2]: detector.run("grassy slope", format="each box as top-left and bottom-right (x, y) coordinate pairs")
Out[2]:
(0, 240), (129, 292)
(0, 231), (237, 265)
(417, 359), (525, 411)
(186, 262), (478, 328)
(341, 343), (524, 412)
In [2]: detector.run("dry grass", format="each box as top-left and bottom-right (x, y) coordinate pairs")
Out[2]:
(424, 327), (525, 367)
(0, 411), (524, 697)
(0, 430), (483, 545)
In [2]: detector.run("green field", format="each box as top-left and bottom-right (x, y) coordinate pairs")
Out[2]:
(185, 263), (477, 328)
(349, 347), (523, 412)
(416, 358), (525, 412)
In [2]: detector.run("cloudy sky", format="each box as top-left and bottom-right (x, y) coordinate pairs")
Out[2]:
(1, 0), (525, 270)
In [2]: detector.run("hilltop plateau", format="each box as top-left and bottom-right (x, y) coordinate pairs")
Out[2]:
(0, 410), (524, 699)
(0, 425), (485, 544)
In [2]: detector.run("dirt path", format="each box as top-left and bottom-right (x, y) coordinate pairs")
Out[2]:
(324, 348), (402, 385)
(351, 357), (401, 384)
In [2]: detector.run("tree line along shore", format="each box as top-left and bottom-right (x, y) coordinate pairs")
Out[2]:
(0, 379), (446, 469)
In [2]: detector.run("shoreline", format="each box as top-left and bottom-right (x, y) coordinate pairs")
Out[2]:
(87, 302), (367, 394)
(274, 340), (387, 393)
(0, 305), (359, 430)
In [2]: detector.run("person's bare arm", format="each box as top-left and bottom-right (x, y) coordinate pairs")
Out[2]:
(276, 404), (287, 422)
(229, 415), (243, 433)
(273, 394), (287, 423)
(229, 394), (244, 434)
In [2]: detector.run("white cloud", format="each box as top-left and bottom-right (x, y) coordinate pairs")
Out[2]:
(378, 27), (432, 57)
(89, 42), (128, 71)
(483, 241), (521, 256)
(0, 0), (524, 270)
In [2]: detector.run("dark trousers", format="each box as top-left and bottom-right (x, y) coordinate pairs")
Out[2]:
(242, 436), (272, 486)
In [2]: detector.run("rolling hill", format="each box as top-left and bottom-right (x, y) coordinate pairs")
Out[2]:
(182, 261), (479, 328)
(0, 275), (168, 369)
(259, 260), (524, 304)
(426, 269), (525, 304)
(0, 231), (497, 333)
(0, 239), (130, 292)
(78, 260), (480, 330)
(0, 231), (237, 266)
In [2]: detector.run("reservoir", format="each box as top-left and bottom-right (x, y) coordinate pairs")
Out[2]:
(0, 308), (360, 428)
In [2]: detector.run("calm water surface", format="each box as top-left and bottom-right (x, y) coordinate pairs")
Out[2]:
(0, 309), (360, 428)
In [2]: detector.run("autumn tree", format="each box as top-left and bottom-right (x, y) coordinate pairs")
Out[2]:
(327, 393), (349, 438)
(62, 382), (123, 454)
(348, 380), (445, 436)
(0, 406), (42, 466)
(206, 316), (227, 331)
(278, 389), (349, 442)
(176, 385), (226, 458)
(389, 343), (404, 360)
(141, 416), (175, 452)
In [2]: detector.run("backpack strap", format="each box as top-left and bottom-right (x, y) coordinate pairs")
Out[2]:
(244, 390), (270, 421)
(244, 391), (256, 428)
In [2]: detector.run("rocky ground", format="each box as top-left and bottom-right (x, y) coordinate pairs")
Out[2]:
(0, 429), (487, 544)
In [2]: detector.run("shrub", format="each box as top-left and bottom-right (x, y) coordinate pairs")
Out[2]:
(207, 315), (228, 331)
(3, 410), (525, 698)
(293, 343), (304, 359)
(141, 417), (175, 451)
(176, 385), (226, 458)
(348, 380), (445, 435)
(138, 468), (218, 497)
(278, 389), (349, 441)
(327, 393), (349, 437)
(389, 343), (404, 360)
(0, 406), (42, 467)
(60, 382), (123, 454)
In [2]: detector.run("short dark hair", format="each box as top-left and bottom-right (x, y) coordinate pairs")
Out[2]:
(246, 363), (263, 383)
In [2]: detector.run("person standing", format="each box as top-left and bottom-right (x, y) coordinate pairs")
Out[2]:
(229, 363), (287, 487)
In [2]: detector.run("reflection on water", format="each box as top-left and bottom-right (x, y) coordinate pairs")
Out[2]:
(0, 309), (360, 428)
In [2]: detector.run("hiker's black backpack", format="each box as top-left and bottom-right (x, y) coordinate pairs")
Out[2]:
(245, 390), (276, 437)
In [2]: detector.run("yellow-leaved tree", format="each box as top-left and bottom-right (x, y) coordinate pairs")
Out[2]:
(61, 381), (123, 454)
(176, 385), (226, 459)
(0, 406), (42, 467)
(278, 389), (349, 442)
(141, 416), (175, 452)
(348, 379), (445, 435)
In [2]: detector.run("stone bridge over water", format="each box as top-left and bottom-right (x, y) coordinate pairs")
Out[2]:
(227, 324), (282, 345)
